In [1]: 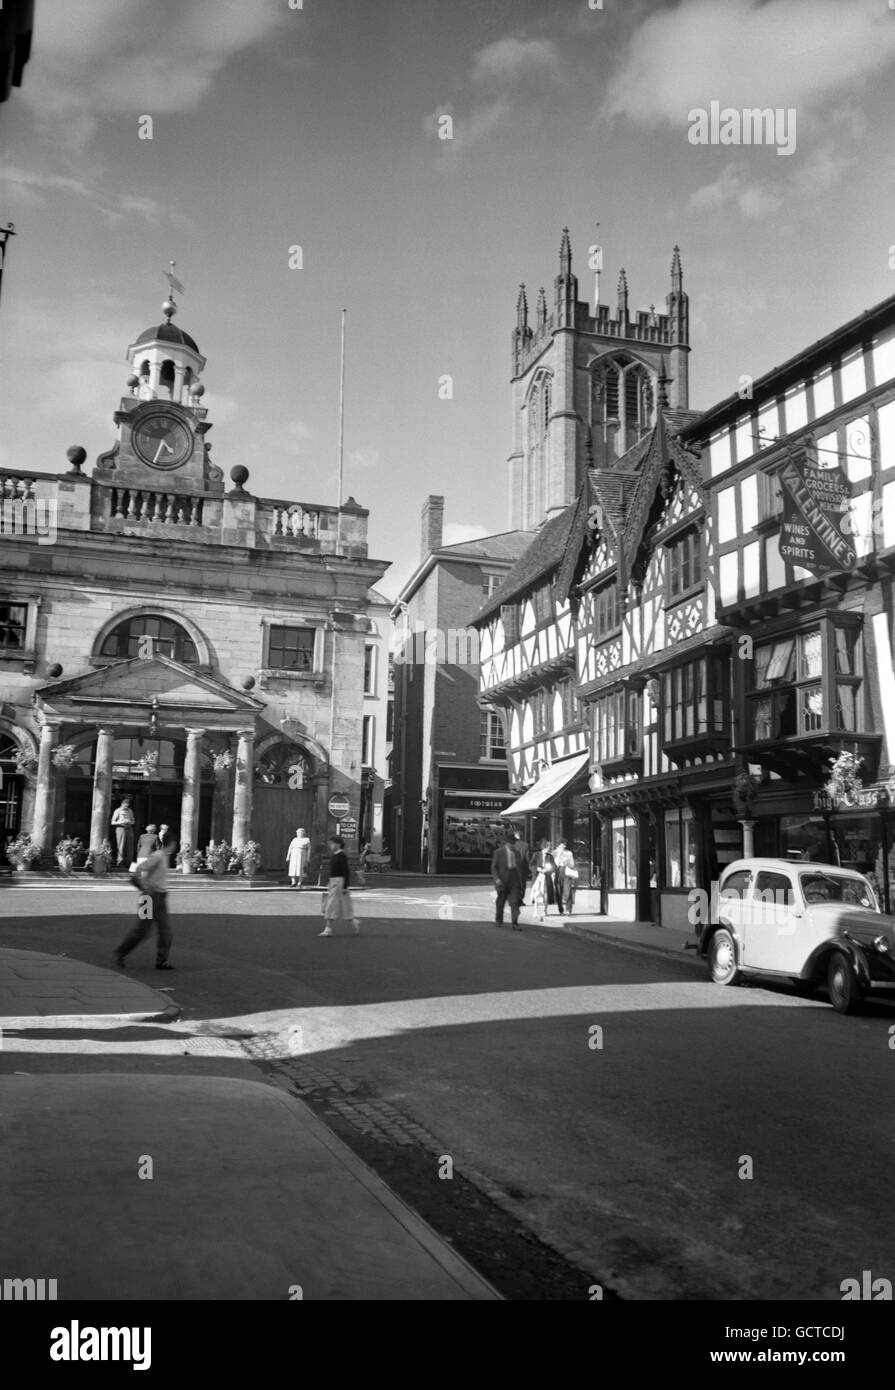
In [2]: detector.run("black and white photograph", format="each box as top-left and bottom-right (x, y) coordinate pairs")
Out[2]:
(1, 0), (894, 1358)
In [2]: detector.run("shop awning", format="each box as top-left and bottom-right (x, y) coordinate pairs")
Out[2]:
(500, 752), (590, 818)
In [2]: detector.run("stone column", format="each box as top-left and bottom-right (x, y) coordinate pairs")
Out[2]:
(31, 722), (60, 854)
(179, 728), (205, 853)
(89, 727), (115, 854)
(739, 818), (756, 858)
(231, 729), (254, 850)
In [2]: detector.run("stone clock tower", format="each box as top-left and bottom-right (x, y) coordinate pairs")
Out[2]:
(94, 291), (224, 496)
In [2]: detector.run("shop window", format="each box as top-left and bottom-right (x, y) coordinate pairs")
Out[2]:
(664, 808), (697, 888)
(610, 814), (638, 890)
(666, 529), (703, 600)
(779, 814), (830, 862)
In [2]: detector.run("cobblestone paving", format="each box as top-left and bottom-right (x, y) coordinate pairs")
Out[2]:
(240, 1034), (617, 1301)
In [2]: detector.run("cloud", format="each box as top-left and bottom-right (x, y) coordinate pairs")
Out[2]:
(22, 0), (288, 150)
(424, 98), (511, 154)
(0, 161), (190, 229)
(688, 164), (783, 219)
(346, 446), (381, 472)
(470, 37), (561, 84)
(603, 0), (895, 126)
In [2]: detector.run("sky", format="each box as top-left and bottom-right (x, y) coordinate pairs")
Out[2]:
(2, 0), (895, 598)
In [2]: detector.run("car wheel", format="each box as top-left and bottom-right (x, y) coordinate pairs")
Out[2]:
(709, 928), (739, 985)
(827, 951), (862, 1014)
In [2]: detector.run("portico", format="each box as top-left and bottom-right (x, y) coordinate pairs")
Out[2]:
(33, 654), (266, 856)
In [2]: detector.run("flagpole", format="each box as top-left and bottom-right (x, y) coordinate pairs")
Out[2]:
(337, 308), (346, 510)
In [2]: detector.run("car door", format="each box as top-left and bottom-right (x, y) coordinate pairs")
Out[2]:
(717, 868), (752, 939)
(742, 868), (801, 972)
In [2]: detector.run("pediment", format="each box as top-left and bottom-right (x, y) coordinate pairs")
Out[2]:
(36, 655), (264, 714)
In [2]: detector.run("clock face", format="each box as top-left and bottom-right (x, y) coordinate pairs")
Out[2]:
(132, 413), (193, 469)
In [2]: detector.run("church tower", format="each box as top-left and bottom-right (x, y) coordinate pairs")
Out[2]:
(508, 230), (691, 531)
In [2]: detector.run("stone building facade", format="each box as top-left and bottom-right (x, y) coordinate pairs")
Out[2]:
(389, 496), (529, 873)
(0, 297), (387, 875)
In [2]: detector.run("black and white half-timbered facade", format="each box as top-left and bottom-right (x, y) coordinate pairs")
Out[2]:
(477, 230), (895, 925)
(680, 289), (895, 913)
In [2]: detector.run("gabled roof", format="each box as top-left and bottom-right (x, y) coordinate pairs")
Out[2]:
(437, 529), (531, 563)
(396, 528), (531, 609)
(551, 412), (707, 608)
(474, 507), (577, 624)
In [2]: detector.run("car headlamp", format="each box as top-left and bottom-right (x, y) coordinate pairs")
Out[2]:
(873, 935), (891, 954)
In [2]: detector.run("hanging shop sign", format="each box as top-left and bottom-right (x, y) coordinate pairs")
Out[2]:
(778, 443), (856, 577)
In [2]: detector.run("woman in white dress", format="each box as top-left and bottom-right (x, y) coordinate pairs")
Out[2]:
(286, 827), (311, 888)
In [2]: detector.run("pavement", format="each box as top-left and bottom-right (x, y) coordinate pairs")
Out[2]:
(0, 941), (499, 1300)
(0, 888), (693, 1302)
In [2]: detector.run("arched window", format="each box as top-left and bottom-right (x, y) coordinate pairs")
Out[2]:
(0, 735), (19, 762)
(526, 373), (552, 528)
(592, 356), (655, 460)
(100, 614), (199, 664)
(160, 359), (176, 396)
(254, 742), (312, 787)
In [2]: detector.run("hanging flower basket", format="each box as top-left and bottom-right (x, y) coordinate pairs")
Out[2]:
(51, 744), (78, 772)
(732, 769), (761, 818)
(13, 748), (37, 778)
(135, 749), (160, 778)
(824, 752), (864, 807)
(212, 751), (233, 778)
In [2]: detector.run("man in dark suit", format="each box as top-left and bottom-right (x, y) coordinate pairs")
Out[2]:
(491, 832), (524, 930)
(513, 831), (531, 903)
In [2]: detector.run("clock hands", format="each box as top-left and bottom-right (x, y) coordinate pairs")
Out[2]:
(152, 439), (175, 464)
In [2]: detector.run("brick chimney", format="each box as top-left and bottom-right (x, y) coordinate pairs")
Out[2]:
(420, 494), (444, 559)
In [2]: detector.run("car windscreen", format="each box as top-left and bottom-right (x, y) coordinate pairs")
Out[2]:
(798, 871), (878, 911)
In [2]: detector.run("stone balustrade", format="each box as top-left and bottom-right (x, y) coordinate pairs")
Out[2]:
(267, 503), (321, 540)
(108, 487), (204, 527)
(0, 472), (37, 501)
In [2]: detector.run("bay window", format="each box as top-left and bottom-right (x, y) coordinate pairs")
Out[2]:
(747, 621), (862, 742)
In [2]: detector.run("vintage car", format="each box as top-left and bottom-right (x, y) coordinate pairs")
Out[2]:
(697, 857), (895, 1014)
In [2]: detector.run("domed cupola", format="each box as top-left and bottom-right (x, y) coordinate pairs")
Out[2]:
(125, 265), (207, 407)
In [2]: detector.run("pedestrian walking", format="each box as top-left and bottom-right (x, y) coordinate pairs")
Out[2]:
(530, 839), (558, 921)
(111, 795), (135, 866)
(553, 839), (578, 917)
(491, 831), (524, 929)
(114, 833), (175, 971)
(133, 824), (160, 869)
(286, 826), (311, 887)
(319, 835), (359, 936)
(513, 831), (531, 903)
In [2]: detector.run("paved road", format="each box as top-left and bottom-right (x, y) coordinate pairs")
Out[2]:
(3, 882), (894, 1300)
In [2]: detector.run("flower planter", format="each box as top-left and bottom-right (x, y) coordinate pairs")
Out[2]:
(182, 863), (195, 876)
(57, 855), (73, 874)
(211, 863), (226, 877)
(92, 859), (109, 877)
